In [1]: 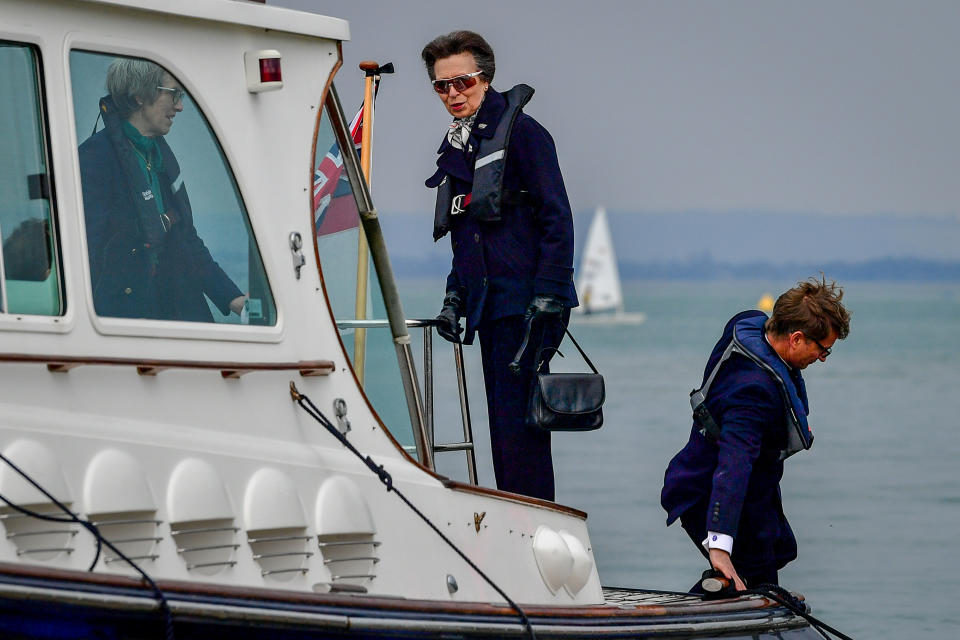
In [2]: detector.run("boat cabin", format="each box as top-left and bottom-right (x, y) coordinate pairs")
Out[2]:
(0, 0), (597, 601)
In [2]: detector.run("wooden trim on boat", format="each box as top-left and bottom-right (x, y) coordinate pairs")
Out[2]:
(0, 561), (779, 619)
(442, 479), (589, 519)
(0, 353), (334, 378)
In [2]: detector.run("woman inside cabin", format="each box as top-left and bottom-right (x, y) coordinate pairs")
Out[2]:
(78, 58), (245, 322)
(422, 31), (578, 501)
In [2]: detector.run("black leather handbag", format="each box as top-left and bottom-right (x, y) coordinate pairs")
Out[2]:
(527, 328), (605, 432)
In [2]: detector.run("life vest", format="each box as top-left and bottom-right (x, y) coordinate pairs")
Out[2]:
(689, 313), (813, 460)
(432, 84), (534, 240)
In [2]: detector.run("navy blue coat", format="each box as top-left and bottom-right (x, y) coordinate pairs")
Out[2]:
(426, 87), (577, 343)
(661, 311), (808, 574)
(79, 113), (241, 322)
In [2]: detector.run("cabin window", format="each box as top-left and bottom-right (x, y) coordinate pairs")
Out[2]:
(0, 43), (63, 316)
(313, 92), (419, 459)
(69, 51), (276, 325)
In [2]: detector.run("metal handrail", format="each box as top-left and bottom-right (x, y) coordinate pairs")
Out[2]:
(6, 528), (78, 539)
(261, 567), (308, 577)
(90, 518), (163, 527)
(187, 560), (238, 570)
(176, 543), (241, 553)
(16, 547), (75, 556)
(170, 525), (240, 536)
(323, 556), (380, 565)
(335, 318), (478, 484)
(246, 534), (312, 544)
(104, 554), (158, 563)
(317, 539), (382, 548)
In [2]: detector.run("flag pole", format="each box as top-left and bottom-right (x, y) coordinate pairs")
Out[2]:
(352, 60), (380, 385)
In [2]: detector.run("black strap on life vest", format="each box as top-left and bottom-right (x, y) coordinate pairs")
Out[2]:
(689, 339), (737, 441)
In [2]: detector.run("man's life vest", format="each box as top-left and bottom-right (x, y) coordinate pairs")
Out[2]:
(432, 84), (535, 241)
(689, 313), (813, 460)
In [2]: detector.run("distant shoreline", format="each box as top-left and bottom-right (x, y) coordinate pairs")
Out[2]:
(390, 255), (960, 282)
(617, 256), (960, 281)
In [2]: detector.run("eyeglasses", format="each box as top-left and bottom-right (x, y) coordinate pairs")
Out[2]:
(156, 86), (185, 103)
(806, 334), (832, 358)
(432, 71), (483, 95)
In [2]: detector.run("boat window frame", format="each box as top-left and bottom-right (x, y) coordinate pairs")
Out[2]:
(65, 40), (282, 343)
(0, 37), (69, 333)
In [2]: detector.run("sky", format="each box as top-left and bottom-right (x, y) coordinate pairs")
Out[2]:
(272, 0), (960, 263)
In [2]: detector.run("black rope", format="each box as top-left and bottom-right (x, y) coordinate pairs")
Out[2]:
(0, 451), (175, 640)
(290, 382), (537, 640)
(748, 583), (855, 640)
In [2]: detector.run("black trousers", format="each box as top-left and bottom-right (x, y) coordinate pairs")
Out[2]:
(680, 505), (780, 590)
(477, 312), (567, 501)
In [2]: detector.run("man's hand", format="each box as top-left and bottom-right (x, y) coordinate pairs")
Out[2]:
(435, 289), (464, 343)
(709, 548), (747, 591)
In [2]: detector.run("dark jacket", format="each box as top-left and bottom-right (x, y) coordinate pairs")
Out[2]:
(79, 97), (241, 322)
(426, 86), (577, 343)
(661, 311), (808, 573)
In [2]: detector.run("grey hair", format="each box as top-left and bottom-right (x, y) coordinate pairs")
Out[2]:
(106, 58), (167, 118)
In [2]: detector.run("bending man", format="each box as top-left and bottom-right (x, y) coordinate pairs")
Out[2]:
(662, 276), (851, 589)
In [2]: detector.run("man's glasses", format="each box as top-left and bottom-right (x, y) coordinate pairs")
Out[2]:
(432, 71), (483, 95)
(156, 86), (185, 103)
(806, 334), (832, 358)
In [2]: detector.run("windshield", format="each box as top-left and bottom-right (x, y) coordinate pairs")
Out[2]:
(311, 88), (421, 460)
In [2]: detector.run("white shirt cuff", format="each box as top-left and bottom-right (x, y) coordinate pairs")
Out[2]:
(702, 531), (734, 555)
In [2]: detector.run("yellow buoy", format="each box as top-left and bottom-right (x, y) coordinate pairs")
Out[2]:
(756, 293), (775, 313)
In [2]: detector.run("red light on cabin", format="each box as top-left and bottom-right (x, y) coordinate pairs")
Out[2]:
(259, 58), (282, 83)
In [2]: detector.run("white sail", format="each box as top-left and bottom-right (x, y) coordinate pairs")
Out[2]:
(575, 207), (623, 314)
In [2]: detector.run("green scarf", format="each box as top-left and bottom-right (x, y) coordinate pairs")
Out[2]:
(122, 121), (165, 214)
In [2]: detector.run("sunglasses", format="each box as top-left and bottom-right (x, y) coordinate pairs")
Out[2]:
(432, 70), (483, 95)
(806, 334), (832, 358)
(156, 86), (185, 103)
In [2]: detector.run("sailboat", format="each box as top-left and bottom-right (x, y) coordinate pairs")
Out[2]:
(574, 207), (646, 324)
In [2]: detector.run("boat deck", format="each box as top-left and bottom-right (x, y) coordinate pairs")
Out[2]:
(0, 563), (815, 638)
(602, 585), (706, 607)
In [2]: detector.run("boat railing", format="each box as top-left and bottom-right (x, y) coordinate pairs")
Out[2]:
(335, 319), (478, 485)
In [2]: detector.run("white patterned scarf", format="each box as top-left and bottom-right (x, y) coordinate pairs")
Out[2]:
(446, 112), (477, 150)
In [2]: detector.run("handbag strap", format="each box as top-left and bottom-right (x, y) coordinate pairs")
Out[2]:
(562, 327), (599, 374)
(534, 325), (599, 374)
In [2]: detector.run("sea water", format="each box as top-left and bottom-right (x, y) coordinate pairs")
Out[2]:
(397, 277), (960, 639)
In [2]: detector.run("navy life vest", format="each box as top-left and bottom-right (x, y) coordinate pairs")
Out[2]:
(432, 84), (534, 240)
(689, 313), (813, 460)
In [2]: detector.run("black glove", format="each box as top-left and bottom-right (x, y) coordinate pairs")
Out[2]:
(435, 289), (464, 343)
(509, 295), (565, 375)
(523, 294), (564, 325)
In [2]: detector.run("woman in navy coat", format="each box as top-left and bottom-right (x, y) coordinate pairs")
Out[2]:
(422, 31), (578, 501)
